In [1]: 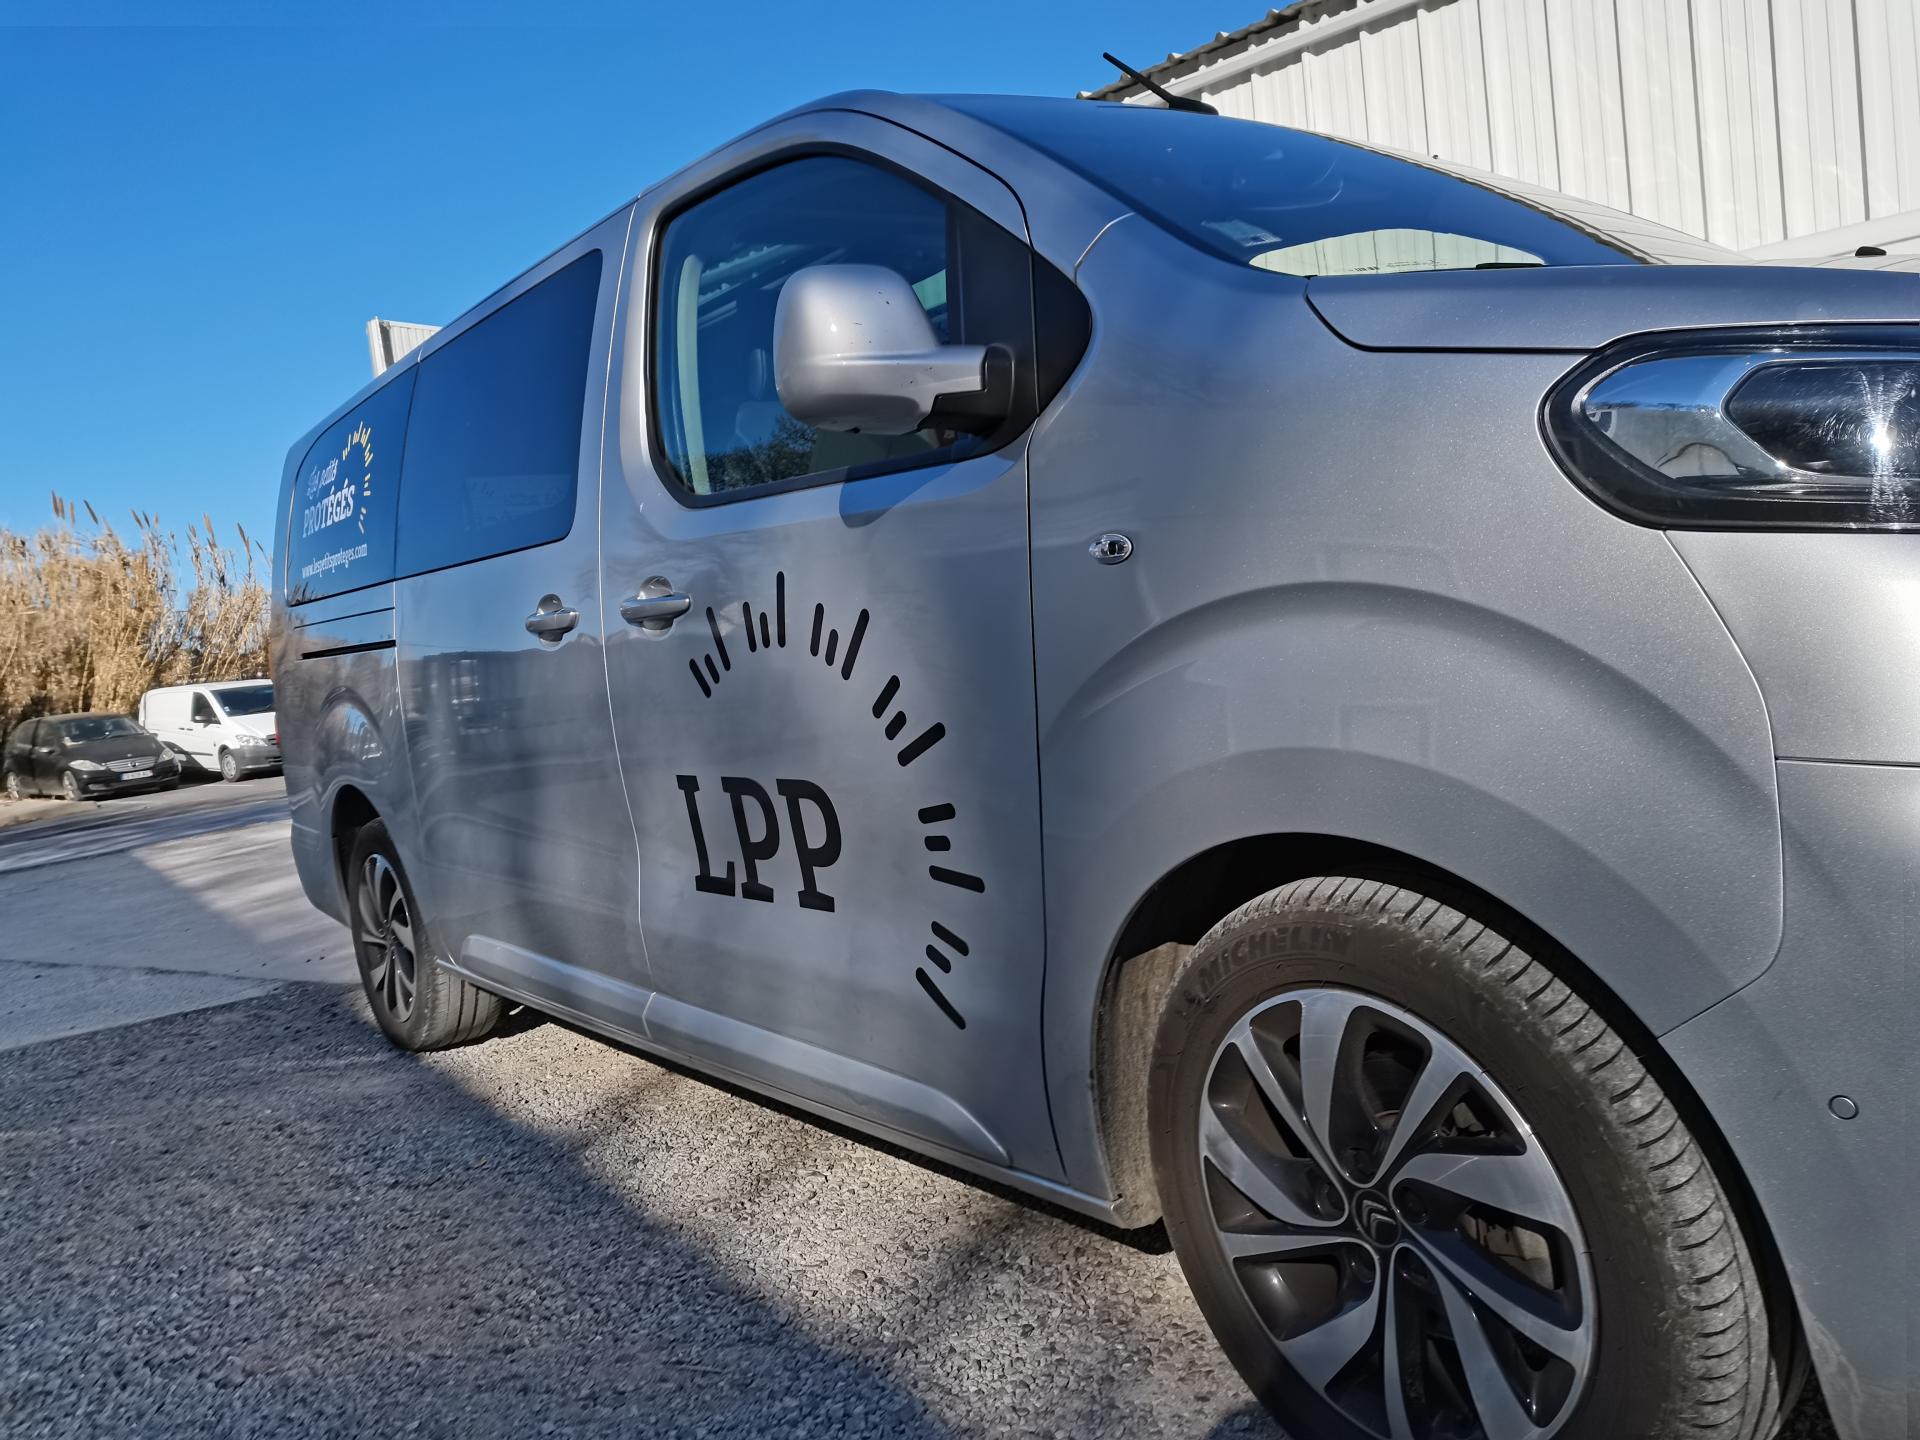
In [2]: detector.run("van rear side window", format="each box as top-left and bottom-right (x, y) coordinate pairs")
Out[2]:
(284, 370), (415, 604)
(395, 251), (602, 577)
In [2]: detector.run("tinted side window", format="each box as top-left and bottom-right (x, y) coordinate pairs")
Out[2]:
(284, 368), (415, 604)
(396, 251), (602, 577)
(191, 693), (216, 724)
(652, 156), (1032, 502)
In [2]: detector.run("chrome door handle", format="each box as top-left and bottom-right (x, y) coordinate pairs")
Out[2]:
(525, 594), (579, 641)
(619, 576), (692, 632)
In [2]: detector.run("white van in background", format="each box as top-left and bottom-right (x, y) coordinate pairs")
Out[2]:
(137, 680), (281, 783)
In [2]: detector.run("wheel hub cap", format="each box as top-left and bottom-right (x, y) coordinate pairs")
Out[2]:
(353, 854), (417, 1021)
(1352, 1189), (1400, 1249)
(1200, 986), (1594, 1440)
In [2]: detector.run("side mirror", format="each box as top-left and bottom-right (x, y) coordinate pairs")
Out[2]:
(773, 264), (1010, 436)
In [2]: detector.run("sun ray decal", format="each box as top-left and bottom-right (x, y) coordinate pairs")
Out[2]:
(676, 571), (982, 1027)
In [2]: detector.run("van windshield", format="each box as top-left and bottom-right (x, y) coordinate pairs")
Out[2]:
(57, 715), (144, 744)
(215, 684), (275, 717)
(939, 96), (1738, 274)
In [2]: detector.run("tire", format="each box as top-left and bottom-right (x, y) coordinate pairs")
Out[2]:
(60, 770), (90, 803)
(346, 819), (500, 1051)
(4, 771), (21, 801)
(1149, 876), (1791, 1440)
(218, 749), (243, 784)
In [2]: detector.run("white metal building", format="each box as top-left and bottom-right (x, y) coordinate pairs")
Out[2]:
(366, 317), (441, 377)
(1084, 0), (1920, 263)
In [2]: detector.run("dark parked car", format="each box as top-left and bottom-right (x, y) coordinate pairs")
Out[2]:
(2, 713), (180, 802)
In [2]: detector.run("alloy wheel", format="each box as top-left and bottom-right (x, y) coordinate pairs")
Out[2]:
(4, 771), (20, 801)
(354, 854), (418, 1021)
(1199, 987), (1594, 1440)
(61, 770), (81, 801)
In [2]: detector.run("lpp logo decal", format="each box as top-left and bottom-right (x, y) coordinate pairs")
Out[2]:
(670, 571), (983, 1029)
(675, 776), (842, 911)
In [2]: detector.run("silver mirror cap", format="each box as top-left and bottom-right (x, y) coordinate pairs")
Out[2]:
(773, 264), (987, 435)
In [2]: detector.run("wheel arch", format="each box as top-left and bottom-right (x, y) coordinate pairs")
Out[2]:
(1092, 832), (1616, 1226)
(1086, 829), (1802, 1407)
(328, 782), (382, 913)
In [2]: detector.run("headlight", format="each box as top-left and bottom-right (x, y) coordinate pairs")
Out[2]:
(235, 733), (272, 747)
(69, 759), (104, 772)
(1544, 326), (1920, 529)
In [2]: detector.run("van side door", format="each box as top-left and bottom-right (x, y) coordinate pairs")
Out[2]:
(183, 692), (219, 766)
(393, 205), (645, 1003)
(601, 118), (1060, 1179)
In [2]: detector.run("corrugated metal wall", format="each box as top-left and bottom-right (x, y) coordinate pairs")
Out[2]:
(1141, 0), (1920, 256)
(365, 318), (441, 377)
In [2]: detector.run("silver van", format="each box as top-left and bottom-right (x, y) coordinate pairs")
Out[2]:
(273, 94), (1914, 1440)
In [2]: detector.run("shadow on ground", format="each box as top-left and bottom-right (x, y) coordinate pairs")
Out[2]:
(0, 987), (1270, 1439)
(0, 985), (1838, 1440)
(0, 990), (950, 1438)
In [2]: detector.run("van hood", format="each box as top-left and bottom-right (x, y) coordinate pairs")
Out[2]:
(231, 711), (278, 741)
(1306, 264), (1920, 352)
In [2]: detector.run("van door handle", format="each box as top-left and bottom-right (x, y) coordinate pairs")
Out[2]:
(619, 577), (692, 632)
(525, 595), (579, 641)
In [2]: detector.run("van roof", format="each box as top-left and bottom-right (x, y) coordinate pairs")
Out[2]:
(145, 679), (271, 694)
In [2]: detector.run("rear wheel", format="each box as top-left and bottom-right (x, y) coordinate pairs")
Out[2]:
(4, 771), (21, 801)
(346, 819), (500, 1050)
(1149, 876), (1792, 1440)
(218, 749), (243, 783)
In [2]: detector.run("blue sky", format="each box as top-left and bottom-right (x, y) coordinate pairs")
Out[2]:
(0, 2), (1219, 557)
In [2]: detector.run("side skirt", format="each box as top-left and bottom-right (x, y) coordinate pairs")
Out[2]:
(448, 937), (1121, 1227)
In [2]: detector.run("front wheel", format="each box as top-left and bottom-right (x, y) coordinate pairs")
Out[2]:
(60, 770), (89, 802)
(1149, 877), (1793, 1440)
(346, 819), (500, 1051)
(218, 749), (243, 783)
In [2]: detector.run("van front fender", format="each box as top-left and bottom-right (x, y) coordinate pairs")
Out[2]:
(1038, 583), (1784, 1204)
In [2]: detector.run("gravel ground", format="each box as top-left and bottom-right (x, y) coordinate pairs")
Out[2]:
(0, 985), (1838, 1440)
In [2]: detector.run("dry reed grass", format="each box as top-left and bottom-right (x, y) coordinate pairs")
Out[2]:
(0, 496), (270, 732)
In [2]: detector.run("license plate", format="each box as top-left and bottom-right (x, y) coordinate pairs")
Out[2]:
(119, 769), (153, 781)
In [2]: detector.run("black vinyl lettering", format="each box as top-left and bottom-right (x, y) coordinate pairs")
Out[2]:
(721, 776), (780, 903)
(677, 774), (735, 896)
(776, 778), (842, 914)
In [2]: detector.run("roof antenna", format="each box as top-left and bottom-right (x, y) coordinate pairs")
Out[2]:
(1099, 52), (1218, 115)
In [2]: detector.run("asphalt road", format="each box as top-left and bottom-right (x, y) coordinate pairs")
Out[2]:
(0, 779), (1842, 1438)
(0, 772), (292, 875)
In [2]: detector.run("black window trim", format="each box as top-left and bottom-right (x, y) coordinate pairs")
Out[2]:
(643, 142), (1038, 511)
(392, 247), (605, 581)
(285, 245), (606, 607)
